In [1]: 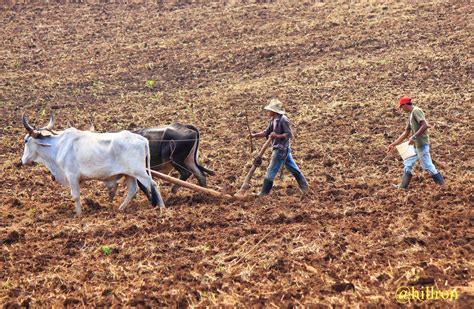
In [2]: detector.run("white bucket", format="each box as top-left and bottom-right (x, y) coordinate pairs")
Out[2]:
(396, 141), (417, 160)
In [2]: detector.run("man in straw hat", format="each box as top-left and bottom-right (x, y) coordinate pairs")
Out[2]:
(251, 99), (309, 196)
(387, 96), (445, 189)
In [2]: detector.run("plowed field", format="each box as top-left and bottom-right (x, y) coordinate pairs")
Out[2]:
(1, 0), (472, 307)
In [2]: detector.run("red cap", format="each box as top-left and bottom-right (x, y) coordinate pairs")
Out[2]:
(399, 96), (412, 107)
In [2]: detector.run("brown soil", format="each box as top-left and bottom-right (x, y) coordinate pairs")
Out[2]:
(1, 0), (472, 307)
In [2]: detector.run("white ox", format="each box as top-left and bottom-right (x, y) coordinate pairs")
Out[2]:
(21, 113), (164, 216)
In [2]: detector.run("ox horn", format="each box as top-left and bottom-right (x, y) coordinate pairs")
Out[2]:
(22, 113), (35, 133)
(22, 113), (40, 138)
(44, 112), (55, 130)
(88, 112), (95, 132)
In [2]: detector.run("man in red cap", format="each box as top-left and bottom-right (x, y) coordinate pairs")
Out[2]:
(387, 96), (445, 188)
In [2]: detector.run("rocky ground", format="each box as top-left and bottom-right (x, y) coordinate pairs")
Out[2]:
(0, 0), (472, 307)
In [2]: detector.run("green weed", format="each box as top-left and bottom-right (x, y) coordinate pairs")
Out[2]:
(101, 245), (112, 256)
(146, 79), (154, 89)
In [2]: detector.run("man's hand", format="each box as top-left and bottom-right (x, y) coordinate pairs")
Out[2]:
(269, 132), (278, 139)
(387, 143), (395, 154)
(253, 156), (263, 167)
(408, 136), (415, 145)
(251, 132), (258, 138)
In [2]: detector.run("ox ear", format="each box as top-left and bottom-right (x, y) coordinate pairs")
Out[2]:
(38, 130), (54, 137)
(36, 140), (52, 147)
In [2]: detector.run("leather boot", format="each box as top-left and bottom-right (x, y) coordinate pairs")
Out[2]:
(399, 172), (412, 189)
(257, 179), (273, 196)
(432, 173), (445, 186)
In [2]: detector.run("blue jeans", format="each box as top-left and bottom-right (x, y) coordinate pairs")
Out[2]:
(403, 144), (438, 176)
(266, 148), (305, 181)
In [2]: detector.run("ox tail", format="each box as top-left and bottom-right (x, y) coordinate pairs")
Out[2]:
(145, 140), (159, 207)
(198, 164), (215, 176)
(150, 183), (159, 207)
(146, 139), (152, 179)
(137, 180), (151, 201)
(189, 125), (216, 176)
(138, 179), (160, 207)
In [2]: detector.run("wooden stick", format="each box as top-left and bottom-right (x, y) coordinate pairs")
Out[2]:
(244, 110), (254, 154)
(150, 170), (239, 200)
(236, 138), (272, 195)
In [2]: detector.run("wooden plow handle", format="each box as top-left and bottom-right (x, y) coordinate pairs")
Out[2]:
(237, 138), (272, 194)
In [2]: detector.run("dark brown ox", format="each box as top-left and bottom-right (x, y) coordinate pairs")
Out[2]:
(135, 124), (215, 194)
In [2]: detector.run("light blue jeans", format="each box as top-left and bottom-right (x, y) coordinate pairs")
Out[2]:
(266, 148), (304, 181)
(403, 144), (438, 176)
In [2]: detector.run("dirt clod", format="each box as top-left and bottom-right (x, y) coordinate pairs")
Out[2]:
(332, 282), (355, 293)
(3, 231), (21, 245)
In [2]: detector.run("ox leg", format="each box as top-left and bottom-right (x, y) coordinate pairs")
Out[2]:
(118, 176), (138, 211)
(69, 179), (82, 216)
(171, 165), (192, 194)
(188, 164), (207, 188)
(104, 179), (119, 202)
(183, 143), (207, 187)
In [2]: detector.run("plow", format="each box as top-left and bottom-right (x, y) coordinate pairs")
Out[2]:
(150, 138), (272, 200)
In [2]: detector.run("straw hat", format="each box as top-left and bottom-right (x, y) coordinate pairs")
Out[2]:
(264, 99), (285, 114)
